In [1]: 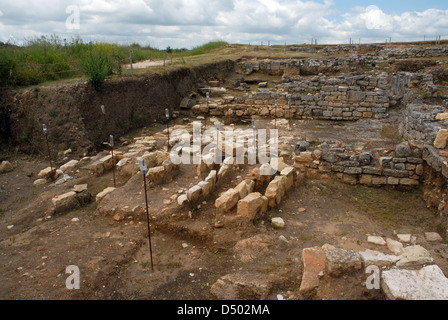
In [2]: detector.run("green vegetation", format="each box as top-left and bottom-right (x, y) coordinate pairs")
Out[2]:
(0, 35), (229, 88)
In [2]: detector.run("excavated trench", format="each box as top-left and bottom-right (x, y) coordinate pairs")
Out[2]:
(1, 50), (448, 300)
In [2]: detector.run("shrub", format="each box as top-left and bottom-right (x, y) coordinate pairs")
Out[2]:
(81, 48), (113, 91)
(0, 52), (16, 86)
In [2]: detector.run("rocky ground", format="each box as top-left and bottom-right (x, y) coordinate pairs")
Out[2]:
(1, 108), (447, 300)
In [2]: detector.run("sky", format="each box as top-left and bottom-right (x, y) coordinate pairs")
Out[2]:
(0, 0), (447, 49)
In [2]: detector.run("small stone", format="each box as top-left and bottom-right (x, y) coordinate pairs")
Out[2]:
(425, 232), (443, 242)
(358, 249), (400, 267)
(396, 245), (434, 268)
(386, 238), (404, 255)
(177, 194), (188, 206)
(7, 225), (14, 230)
(0, 161), (14, 173)
(271, 217), (285, 229)
(435, 113), (448, 120)
(368, 236), (386, 246)
(397, 234), (411, 243)
(325, 248), (362, 277)
(434, 129), (448, 149)
(96, 187), (116, 203)
(33, 179), (47, 186)
(182, 243), (189, 248)
(71, 218), (80, 222)
(72, 184), (88, 193)
(59, 160), (79, 172)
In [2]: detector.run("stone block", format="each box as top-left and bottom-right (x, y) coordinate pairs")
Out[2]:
(96, 187), (116, 203)
(215, 188), (240, 212)
(52, 191), (78, 212)
(434, 129), (448, 149)
(325, 248), (362, 277)
(300, 247), (326, 296)
(382, 265), (448, 300)
(237, 192), (264, 221)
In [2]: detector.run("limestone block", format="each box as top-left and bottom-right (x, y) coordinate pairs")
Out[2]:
(147, 166), (165, 183)
(300, 247), (326, 296)
(358, 249), (400, 267)
(237, 192), (265, 221)
(396, 245), (434, 268)
(187, 185), (202, 202)
(325, 248), (362, 277)
(60, 160), (79, 172)
(382, 265), (448, 300)
(368, 236), (386, 246)
(434, 129), (448, 149)
(52, 191), (78, 212)
(96, 187), (116, 203)
(215, 188), (240, 212)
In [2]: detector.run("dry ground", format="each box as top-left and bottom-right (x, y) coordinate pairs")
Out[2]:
(1, 115), (447, 301)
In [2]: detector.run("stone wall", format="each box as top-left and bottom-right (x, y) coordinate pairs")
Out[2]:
(201, 72), (394, 121)
(379, 46), (448, 59)
(294, 142), (423, 188)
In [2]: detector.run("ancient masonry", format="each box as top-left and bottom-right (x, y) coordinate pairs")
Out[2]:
(3, 44), (448, 300)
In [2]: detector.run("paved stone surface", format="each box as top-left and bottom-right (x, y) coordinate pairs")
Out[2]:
(382, 265), (448, 300)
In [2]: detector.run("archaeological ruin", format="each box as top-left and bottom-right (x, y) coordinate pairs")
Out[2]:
(1, 43), (448, 300)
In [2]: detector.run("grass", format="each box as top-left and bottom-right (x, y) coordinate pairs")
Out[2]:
(0, 36), (231, 88)
(347, 185), (426, 230)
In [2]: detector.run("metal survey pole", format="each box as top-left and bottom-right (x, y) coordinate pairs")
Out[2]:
(139, 158), (154, 272)
(110, 135), (116, 188)
(42, 124), (55, 180)
(165, 108), (170, 147)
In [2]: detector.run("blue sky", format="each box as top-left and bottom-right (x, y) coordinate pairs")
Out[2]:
(0, 0), (447, 48)
(333, 0), (447, 14)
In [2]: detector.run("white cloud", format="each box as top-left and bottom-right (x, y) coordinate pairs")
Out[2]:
(0, 1), (446, 47)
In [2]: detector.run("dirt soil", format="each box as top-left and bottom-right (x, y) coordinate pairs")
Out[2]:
(1, 115), (448, 301)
